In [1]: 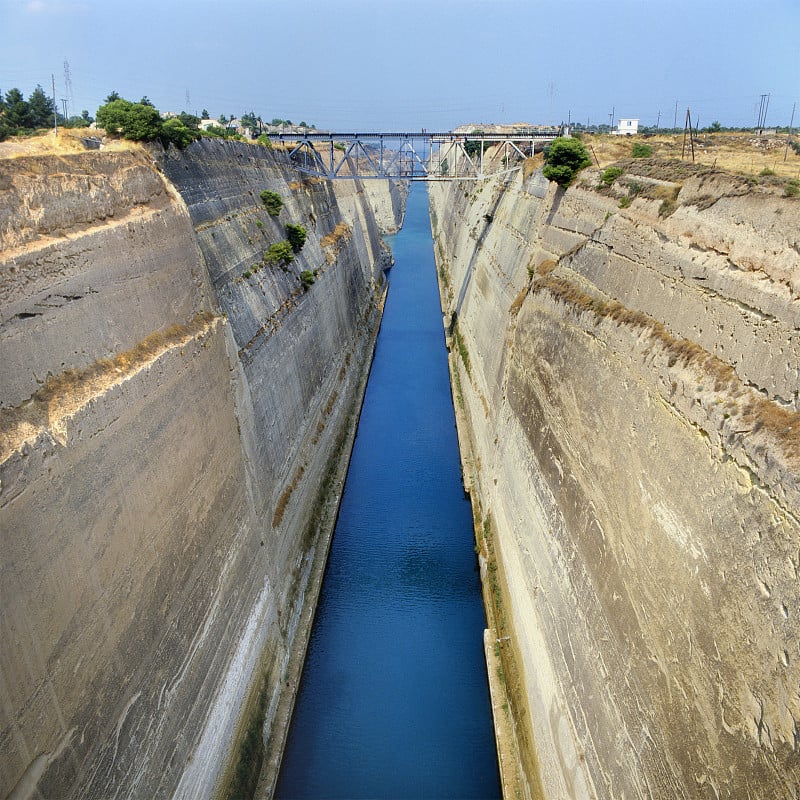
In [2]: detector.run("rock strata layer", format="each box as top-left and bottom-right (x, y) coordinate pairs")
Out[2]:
(0, 140), (403, 799)
(430, 160), (800, 799)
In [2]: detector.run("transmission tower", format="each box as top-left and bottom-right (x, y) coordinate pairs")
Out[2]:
(63, 60), (74, 119)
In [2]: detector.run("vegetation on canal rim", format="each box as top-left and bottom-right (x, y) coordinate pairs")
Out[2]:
(542, 137), (591, 186)
(600, 165), (624, 186)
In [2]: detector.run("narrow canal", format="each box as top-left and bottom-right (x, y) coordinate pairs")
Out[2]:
(275, 184), (500, 799)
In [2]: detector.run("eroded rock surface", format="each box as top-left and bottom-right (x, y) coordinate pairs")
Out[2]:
(431, 160), (800, 799)
(0, 140), (401, 799)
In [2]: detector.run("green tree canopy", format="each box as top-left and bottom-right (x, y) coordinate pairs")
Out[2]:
(176, 112), (200, 130)
(27, 85), (55, 128)
(260, 190), (283, 216)
(542, 137), (591, 187)
(96, 98), (162, 140)
(160, 117), (200, 148)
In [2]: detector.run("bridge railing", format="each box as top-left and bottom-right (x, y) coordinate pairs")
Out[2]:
(270, 130), (560, 181)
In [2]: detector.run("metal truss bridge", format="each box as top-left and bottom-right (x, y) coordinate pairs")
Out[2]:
(271, 130), (560, 181)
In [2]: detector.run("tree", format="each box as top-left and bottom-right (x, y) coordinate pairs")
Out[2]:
(139, 95), (154, 107)
(96, 98), (162, 141)
(285, 223), (307, 252)
(201, 108), (210, 120)
(3, 88), (31, 131)
(464, 130), (484, 159)
(27, 85), (54, 128)
(240, 111), (260, 133)
(177, 112), (200, 130)
(542, 137), (591, 187)
(105, 91), (121, 103)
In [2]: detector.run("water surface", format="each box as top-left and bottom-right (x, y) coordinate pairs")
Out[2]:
(275, 184), (500, 799)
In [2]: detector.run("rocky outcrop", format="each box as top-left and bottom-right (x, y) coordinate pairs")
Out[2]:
(430, 159), (800, 799)
(0, 140), (401, 799)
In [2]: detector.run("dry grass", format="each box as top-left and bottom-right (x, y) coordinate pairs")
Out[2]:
(320, 221), (352, 263)
(522, 153), (544, 181)
(535, 275), (800, 463)
(0, 129), (139, 160)
(584, 132), (800, 179)
(0, 311), (217, 462)
(320, 221), (351, 248)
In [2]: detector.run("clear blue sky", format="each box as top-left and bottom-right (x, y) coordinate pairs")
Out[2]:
(2, 0), (798, 131)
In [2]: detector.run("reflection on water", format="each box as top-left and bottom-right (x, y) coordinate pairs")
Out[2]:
(275, 184), (500, 800)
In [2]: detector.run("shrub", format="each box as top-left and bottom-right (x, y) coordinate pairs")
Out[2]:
(760, 167), (776, 176)
(260, 190), (283, 216)
(619, 196), (632, 208)
(285, 223), (307, 252)
(264, 240), (294, 266)
(631, 143), (652, 158)
(256, 133), (272, 148)
(542, 138), (591, 187)
(159, 117), (200, 149)
(255, 220), (263, 228)
(600, 166), (624, 186)
(627, 181), (644, 197)
(785, 179), (800, 198)
(300, 270), (316, 289)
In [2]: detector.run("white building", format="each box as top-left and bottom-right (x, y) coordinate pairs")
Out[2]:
(613, 118), (639, 136)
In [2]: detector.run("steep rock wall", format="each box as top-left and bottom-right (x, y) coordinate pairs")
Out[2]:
(430, 161), (800, 799)
(0, 140), (401, 799)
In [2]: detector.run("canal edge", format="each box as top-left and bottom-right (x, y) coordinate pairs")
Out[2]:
(255, 283), (389, 799)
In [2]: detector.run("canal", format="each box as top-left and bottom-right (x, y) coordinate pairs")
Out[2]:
(275, 184), (501, 799)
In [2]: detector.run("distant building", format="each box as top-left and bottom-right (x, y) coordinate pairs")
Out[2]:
(613, 118), (639, 136)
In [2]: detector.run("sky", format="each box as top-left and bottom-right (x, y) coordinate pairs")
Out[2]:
(2, 0), (799, 131)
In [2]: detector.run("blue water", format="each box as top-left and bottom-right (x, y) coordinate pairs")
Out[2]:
(275, 184), (500, 800)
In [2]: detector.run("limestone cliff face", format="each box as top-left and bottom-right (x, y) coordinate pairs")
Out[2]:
(430, 161), (800, 799)
(0, 140), (400, 799)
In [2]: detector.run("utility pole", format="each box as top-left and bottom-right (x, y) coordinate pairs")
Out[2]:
(756, 93), (770, 132)
(785, 101), (796, 162)
(656, 110), (661, 131)
(610, 105), (615, 131)
(682, 108), (695, 161)
(674, 101), (678, 130)
(61, 98), (68, 120)
(51, 73), (58, 135)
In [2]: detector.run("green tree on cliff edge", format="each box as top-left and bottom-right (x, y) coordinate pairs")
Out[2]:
(543, 137), (591, 187)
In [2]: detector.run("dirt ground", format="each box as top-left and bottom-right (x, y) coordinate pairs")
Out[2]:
(584, 130), (800, 178)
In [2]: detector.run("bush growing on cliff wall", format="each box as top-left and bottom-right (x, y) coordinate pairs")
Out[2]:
(264, 240), (294, 266)
(542, 138), (591, 186)
(285, 223), (307, 252)
(260, 190), (284, 216)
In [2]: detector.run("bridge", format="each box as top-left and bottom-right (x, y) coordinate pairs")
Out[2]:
(271, 130), (560, 181)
